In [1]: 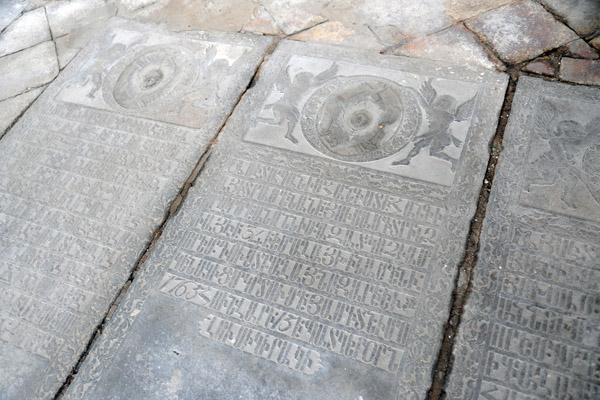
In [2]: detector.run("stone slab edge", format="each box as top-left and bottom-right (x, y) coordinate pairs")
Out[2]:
(65, 40), (508, 400)
(446, 76), (600, 398)
(1, 17), (273, 399)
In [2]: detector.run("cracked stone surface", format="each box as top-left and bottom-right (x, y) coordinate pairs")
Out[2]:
(0, 19), (272, 399)
(440, 0), (516, 20)
(63, 40), (507, 400)
(290, 21), (383, 51)
(466, 0), (578, 64)
(538, 0), (600, 38)
(0, 41), (58, 101)
(262, 0), (327, 35)
(394, 23), (505, 71)
(0, 8), (51, 57)
(54, 34), (80, 69)
(46, 0), (109, 38)
(560, 57), (600, 85)
(446, 77), (600, 399)
(0, 87), (45, 136)
(591, 36), (600, 51)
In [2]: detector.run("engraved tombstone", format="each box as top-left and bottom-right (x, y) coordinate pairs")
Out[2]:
(0, 19), (272, 399)
(64, 41), (508, 399)
(446, 78), (600, 399)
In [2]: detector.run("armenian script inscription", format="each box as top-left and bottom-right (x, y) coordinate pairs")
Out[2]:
(447, 78), (600, 399)
(64, 41), (507, 400)
(0, 19), (271, 399)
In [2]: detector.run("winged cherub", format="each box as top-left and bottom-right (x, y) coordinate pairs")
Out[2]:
(392, 79), (476, 171)
(259, 63), (338, 144)
(523, 100), (598, 209)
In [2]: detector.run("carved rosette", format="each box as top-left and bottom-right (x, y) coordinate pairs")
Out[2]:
(300, 76), (421, 162)
(103, 45), (198, 112)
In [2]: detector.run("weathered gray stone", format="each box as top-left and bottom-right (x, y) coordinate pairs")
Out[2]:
(0, 41), (58, 101)
(46, 0), (111, 38)
(263, 0), (327, 35)
(0, 8), (50, 57)
(441, 0), (515, 20)
(539, 0), (600, 37)
(54, 34), (80, 69)
(0, 18), (272, 399)
(394, 23), (505, 71)
(0, 87), (45, 136)
(560, 57), (600, 85)
(65, 40), (508, 400)
(446, 77), (600, 399)
(564, 39), (599, 59)
(523, 58), (556, 76)
(290, 21), (384, 51)
(0, 1), (26, 32)
(466, 0), (578, 64)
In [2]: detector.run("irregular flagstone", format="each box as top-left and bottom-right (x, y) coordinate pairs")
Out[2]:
(243, 5), (281, 35)
(64, 40), (508, 400)
(0, 87), (45, 137)
(0, 19), (272, 399)
(591, 36), (600, 51)
(0, 41), (59, 101)
(0, 8), (51, 57)
(564, 39), (599, 60)
(263, 0), (327, 35)
(0, 1), (26, 32)
(466, 0), (578, 64)
(46, 0), (111, 38)
(393, 23), (505, 71)
(290, 21), (384, 51)
(538, 0), (600, 38)
(440, 0), (516, 21)
(54, 35), (80, 69)
(560, 57), (600, 85)
(523, 58), (555, 76)
(446, 77), (600, 399)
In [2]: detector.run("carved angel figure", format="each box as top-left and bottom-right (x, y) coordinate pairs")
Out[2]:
(524, 100), (599, 209)
(258, 63), (338, 144)
(392, 79), (476, 171)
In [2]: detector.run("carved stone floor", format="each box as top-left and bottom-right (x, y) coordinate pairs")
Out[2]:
(0, 1), (599, 399)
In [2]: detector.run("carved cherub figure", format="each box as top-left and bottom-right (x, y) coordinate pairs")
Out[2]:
(524, 100), (599, 208)
(259, 63), (338, 144)
(392, 79), (476, 171)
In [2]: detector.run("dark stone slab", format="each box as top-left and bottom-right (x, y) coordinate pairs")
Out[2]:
(446, 77), (600, 399)
(0, 18), (272, 399)
(65, 40), (508, 399)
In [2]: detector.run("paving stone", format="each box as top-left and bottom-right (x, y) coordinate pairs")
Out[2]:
(263, 0), (327, 35)
(0, 8), (51, 57)
(466, 0), (578, 64)
(356, 0), (453, 47)
(64, 40), (508, 400)
(290, 21), (383, 51)
(0, 87), (45, 137)
(54, 34), (80, 69)
(440, 0), (515, 21)
(243, 5), (281, 35)
(446, 77), (600, 399)
(0, 1), (26, 32)
(564, 39), (599, 59)
(591, 36), (600, 51)
(0, 41), (58, 101)
(560, 57), (600, 85)
(538, 0), (600, 37)
(0, 18), (272, 399)
(394, 23), (505, 71)
(523, 58), (555, 76)
(46, 0), (110, 38)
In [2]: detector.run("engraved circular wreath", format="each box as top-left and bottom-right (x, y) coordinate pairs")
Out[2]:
(103, 45), (197, 111)
(301, 76), (422, 162)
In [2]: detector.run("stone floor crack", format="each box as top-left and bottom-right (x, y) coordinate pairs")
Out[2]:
(426, 74), (518, 400)
(51, 38), (281, 400)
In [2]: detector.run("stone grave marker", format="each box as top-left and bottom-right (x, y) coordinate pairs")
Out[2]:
(64, 40), (508, 399)
(446, 77), (600, 399)
(0, 18), (272, 399)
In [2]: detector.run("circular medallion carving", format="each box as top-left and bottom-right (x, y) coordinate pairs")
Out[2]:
(300, 76), (422, 162)
(103, 45), (197, 112)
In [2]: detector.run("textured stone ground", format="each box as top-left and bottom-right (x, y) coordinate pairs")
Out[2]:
(0, 0), (599, 399)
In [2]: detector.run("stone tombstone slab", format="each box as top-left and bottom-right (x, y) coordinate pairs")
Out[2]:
(446, 78), (600, 399)
(64, 41), (508, 400)
(0, 19), (272, 399)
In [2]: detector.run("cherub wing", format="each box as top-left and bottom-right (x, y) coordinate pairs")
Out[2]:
(314, 62), (338, 83)
(419, 79), (437, 105)
(275, 66), (292, 92)
(454, 95), (477, 122)
(534, 100), (558, 138)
